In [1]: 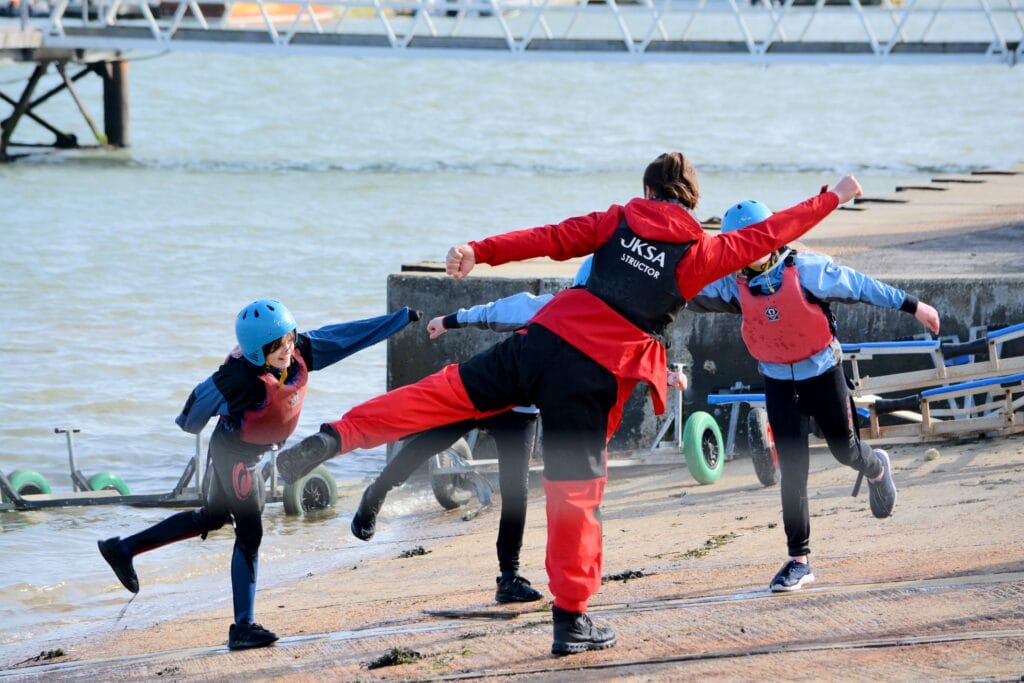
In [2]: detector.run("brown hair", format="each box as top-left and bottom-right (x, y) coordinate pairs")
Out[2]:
(263, 329), (296, 358)
(643, 152), (700, 209)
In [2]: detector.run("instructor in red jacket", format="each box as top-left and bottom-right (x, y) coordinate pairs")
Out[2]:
(278, 152), (863, 656)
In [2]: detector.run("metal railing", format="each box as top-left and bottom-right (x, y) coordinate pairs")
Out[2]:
(6, 0), (1022, 63)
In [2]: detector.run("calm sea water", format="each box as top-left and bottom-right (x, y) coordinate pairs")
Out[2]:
(0, 52), (1022, 661)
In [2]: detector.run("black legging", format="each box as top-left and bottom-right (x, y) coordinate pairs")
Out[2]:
(120, 425), (266, 623)
(764, 364), (882, 558)
(372, 410), (538, 573)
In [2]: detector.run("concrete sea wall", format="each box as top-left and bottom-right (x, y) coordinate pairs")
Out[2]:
(386, 271), (1024, 454)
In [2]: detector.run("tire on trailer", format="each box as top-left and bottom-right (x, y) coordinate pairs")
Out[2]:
(682, 411), (725, 485)
(282, 464), (338, 516)
(429, 438), (474, 510)
(747, 407), (780, 487)
(3, 469), (53, 501)
(88, 471), (131, 495)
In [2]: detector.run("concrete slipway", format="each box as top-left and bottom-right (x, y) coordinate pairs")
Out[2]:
(3, 168), (1023, 681)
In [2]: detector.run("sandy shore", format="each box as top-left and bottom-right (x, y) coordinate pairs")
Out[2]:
(4, 430), (1024, 681)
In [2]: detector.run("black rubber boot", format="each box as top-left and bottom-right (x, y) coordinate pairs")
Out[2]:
(350, 482), (387, 541)
(276, 425), (341, 484)
(495, 573), (543, 603)
(551, 606), (616, 656)
(97, 537), (139, 594)
(228, 621), (279, 650)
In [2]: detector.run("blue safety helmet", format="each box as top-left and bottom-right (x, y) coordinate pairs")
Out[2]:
(235, 298), (297, 366)
(721, 200), (773, 233)
(573, 255), (593, 287)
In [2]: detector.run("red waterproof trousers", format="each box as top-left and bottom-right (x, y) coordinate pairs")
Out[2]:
(327, 325), (631, 613)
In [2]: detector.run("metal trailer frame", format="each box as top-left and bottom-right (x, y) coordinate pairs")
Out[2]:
(844, 321), (1024, 397)
(703, 321), (1024, 454)
(865, 371), (1024, 443)
(0, 426), (335, 513)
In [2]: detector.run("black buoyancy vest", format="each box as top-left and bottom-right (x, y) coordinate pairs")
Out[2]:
(585, 220), (692, 337)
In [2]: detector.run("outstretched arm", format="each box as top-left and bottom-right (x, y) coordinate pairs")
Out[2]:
(446, 206), (623, 279)
(680, 176), (861, 299)
(300, 307), (421, 371)
(175, 376), (227, 434)
(428, 292), (554, 338)
(796, 253), (941, 335)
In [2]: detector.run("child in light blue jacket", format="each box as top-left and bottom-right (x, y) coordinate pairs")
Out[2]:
(688, 199), (940, 593)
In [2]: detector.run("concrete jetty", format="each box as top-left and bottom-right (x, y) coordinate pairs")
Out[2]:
(385, 166), (1024, 452)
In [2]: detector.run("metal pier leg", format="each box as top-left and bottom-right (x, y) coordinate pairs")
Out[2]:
(98, 58), (130, 147)
(0, 63), (48, 161)
(56, 63), (106, 145)
(0, 90), (79, 151)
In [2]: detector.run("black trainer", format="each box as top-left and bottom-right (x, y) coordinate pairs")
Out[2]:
(551, 606), (616, 655)
(228, 621), (279, 650)
(277, 426), (340, 484)
(769, 559), (815, 592)
(495, 573), (543, 603)
(868, 448), (897, 518)
(97, 537), (139, 593)
(351, 484), (387, 541)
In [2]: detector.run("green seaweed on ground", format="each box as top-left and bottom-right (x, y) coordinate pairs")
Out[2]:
(683, 532), (738, 559)
(14, 649), (64, 667)
(602, 569), (646, 583)
(367, 647), (424, 669)
(431, 646), (473, 670)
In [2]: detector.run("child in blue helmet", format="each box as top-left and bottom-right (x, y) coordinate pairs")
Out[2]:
(688, 198), (940, 593)
(97, 298), (419, 649)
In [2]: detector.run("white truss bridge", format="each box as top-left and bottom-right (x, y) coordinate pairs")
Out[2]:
(8, 0), (1023, 65)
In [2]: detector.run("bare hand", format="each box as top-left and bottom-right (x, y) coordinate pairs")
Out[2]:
(446, 244), (476, 280)
(427, 316), (448, 340)
(830, 175), (863, 205)
(667, 370), (688, 391)
(915, 301), (940, 335)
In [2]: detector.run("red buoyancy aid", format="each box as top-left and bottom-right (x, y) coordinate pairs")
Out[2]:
(738, 263), (833, 364)
(239, 351), (309, 445)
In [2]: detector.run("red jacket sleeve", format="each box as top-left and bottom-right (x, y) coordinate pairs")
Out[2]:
(677, 191), (840, 299)
(469, 205), (624, 266)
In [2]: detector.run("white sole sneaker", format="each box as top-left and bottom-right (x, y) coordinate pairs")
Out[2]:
(770, 571), (816, 593)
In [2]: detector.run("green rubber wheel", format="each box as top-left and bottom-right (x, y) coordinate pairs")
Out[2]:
(88, 471), (130, 495)
(282, 464), (337, 516)
(3, 469), (53, 502)
(682, 411), (725, 485)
